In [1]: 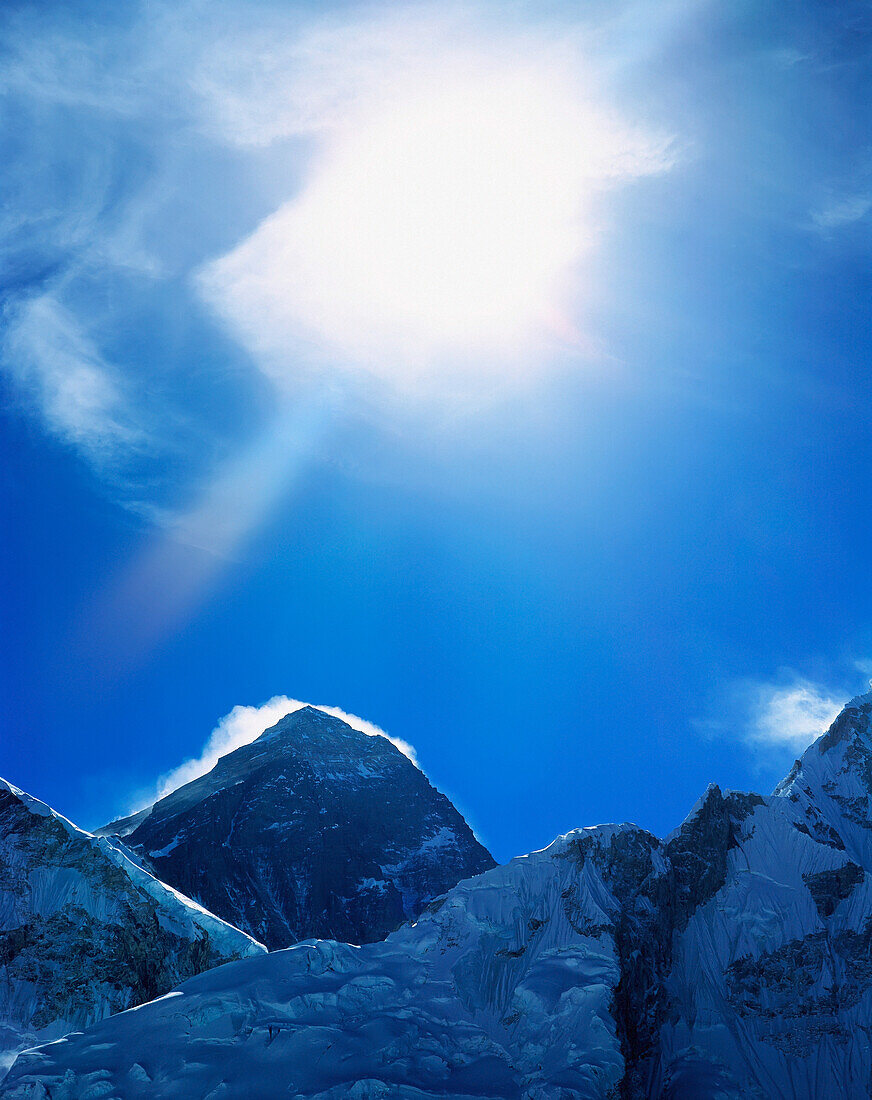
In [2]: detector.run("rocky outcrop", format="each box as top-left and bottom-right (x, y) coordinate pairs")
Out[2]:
(104, 707), (495, 949)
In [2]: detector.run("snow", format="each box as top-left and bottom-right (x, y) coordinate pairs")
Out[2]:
(356, 878), (389, 895)
(145, 837), (182, 860)
(416, 826), (459, 852)
(0, 832), (631, 1098)
(0, 778), (265, 1078)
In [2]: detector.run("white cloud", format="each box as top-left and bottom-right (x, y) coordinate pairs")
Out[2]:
(854, 658), (872, 682)
(197, 4), (673, 392)
(1, 294), (150, 473)
(699, 669), (872, 764)
(744, 678), (843, 752)
(0, 0), (676, 553)
(812, 192), (872, 230)
(151, 696), (419, 804)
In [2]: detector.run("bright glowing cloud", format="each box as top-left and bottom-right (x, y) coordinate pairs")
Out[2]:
(149, 696), (418, 806)
(198, 7), (673, 389)
(0, 0), (676, 549)
(745, 678), (843, 752)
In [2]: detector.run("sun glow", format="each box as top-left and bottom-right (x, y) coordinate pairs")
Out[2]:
(200, 16), (671, 389)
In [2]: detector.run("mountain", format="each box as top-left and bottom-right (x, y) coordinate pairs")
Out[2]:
(0, 778), (264, 1078)
(100, 706), (496, 950)
(9, 691), (872, 1099)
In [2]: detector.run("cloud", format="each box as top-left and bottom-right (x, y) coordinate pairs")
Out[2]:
(0, 1), (676, 514)
(696, 675), (843, 759)
(699, 666), (872, 763)
(0, 0), (676, 563)
(812, 191), (872, 230)
(0, 10), (187, 503)
(197, 4), (674, 391)
(1, 294), (152, 474)
(769, 47), (812, 70)
(809, 159), (872, 232)
(149, 696), (419, 805)
(744, 679), (843, 752)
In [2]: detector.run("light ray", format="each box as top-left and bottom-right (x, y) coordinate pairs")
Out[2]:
(81, 394), (332, 665)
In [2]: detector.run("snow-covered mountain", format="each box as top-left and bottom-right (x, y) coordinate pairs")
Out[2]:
(0, 779), (264, 1078)
(9, 691), (872, 1099)
(99, 706), (496, 949)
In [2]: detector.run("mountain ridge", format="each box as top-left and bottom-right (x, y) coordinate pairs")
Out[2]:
(8, 692), (872, 1097)
(0, 777), (264, 1077)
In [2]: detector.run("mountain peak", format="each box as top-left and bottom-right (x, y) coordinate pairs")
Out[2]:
(261, 704), (372, 742)
(774, 691), (872, 863)
(269, 704), (335, 728)
(252, 705), (404, 765)
(110, 707), (494, 949)
(846, 685), (872, 707)
(815, 691), (872, 755)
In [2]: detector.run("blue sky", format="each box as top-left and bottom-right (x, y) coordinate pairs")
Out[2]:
(1, 0), (870, 861)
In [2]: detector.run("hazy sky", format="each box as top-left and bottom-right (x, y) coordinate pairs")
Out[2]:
(1, 0), (870, 860)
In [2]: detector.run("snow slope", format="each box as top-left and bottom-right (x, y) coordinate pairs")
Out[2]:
(7, 693), (872, 1098)
(0, 779), (264, 1077)
(0, 825), (641, 1099)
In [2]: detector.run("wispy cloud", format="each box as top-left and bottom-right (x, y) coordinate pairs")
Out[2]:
(1, 294), (152, 474)
(697, 673), (847, 765)
(143, 696), (418, 808)
(0, 10), (187, 504)
(812, 191), (872, 230)
(743, 678), (843, 752)
(854, 658), (872, 682)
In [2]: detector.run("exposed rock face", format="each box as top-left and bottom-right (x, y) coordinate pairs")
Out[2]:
(0, 779), (264, 1077)
(105, 707), (496, 949)
(9, 692), (872, 1099)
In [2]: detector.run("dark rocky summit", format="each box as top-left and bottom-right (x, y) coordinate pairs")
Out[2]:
(105, 706), (495, 949)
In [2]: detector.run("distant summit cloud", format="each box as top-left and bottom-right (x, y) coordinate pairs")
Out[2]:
(139, 696), (419, 811)
(744, 678), (843, 752)
(698, 672), (850, 764)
